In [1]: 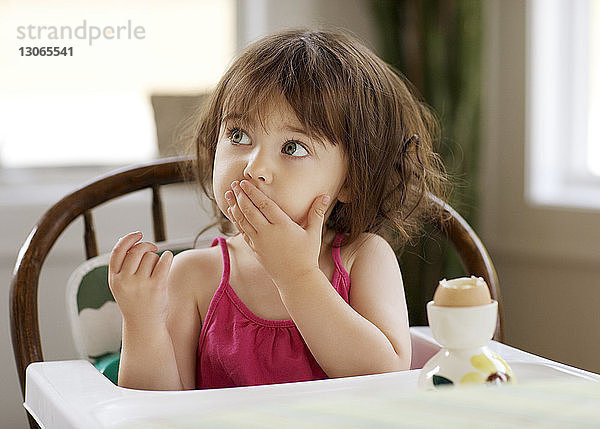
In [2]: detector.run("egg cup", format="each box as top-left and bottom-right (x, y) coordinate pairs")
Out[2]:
(418, 300), (514, 389)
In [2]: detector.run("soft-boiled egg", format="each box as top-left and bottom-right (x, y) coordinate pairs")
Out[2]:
(433, 276), (492, 307)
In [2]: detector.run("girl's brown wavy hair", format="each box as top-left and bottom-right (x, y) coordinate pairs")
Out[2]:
(191, 29), (448, 248)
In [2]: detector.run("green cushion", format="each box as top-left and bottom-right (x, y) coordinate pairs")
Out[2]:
(77, 265), (113, 312)
(94, 352), (120, 385)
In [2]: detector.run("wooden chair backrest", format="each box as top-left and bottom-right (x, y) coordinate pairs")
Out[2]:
(10, 156), (503, 402)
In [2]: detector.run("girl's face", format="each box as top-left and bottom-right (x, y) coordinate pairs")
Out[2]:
(213, 98), (348, 228)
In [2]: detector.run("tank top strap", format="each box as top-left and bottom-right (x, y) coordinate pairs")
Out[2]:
(331, 231), (346, 264)
(331, 232), (351, 301)
(211, 236), (231, 284)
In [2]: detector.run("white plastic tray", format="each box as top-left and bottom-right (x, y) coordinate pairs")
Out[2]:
(25, 327), (600, 429)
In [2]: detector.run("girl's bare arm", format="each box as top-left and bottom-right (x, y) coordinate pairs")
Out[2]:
(277, 233), (411, 378)
(109, 232), (206, 391)
(165, 251), (204, 390)
(108, 232), (184, 390)
(118, 318), (182, 390)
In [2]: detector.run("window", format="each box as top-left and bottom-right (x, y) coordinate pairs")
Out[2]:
(527, 0), (600, 210)
(0, 0), (235, 168)
(589, 0), (600, 176)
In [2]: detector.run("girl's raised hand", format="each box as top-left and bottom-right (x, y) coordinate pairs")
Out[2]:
(225, 180), (330, 289)
(108, 231), (173, 325)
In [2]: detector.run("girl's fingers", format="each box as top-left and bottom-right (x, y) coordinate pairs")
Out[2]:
(151, 250), (173, 280)
(120, 241), (159, 274)
(228, 195), (257, 237)
(240, 230), (254, 248)
(224, 191), (238, 224)
(136, 250), (160, 277)
(228, 206), (254, 248)
(238, 180), (287, 224)
(109, 231), (143, 274)
(232, 182), (267, 230)
(227, 207), (238, 232)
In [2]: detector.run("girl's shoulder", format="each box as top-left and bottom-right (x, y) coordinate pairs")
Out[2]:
(170, 245), (223, 279)
(168, 244), (223, 319)
(343, 233), (404, 307)
(340, 232), (396, 275)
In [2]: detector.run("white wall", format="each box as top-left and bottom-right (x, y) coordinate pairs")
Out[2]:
(481, 0), (600, 372)
(236, 0), (379, 50)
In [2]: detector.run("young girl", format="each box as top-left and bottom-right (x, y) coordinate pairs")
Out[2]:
(108, 29), (447, 390)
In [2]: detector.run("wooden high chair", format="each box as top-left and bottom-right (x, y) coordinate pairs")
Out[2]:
(10, 156), (503, 428)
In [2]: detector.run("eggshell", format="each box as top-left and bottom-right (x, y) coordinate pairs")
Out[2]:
(433, 276), (492, 307)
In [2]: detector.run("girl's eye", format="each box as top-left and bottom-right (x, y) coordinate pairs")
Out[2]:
(282, 141), (308, 157)
(229, 128), (250, 145)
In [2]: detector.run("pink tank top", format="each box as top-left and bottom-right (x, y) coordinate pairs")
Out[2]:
(196, 232), (351, 389)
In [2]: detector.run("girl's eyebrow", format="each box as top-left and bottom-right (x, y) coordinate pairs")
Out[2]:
(282, 125), (332, 151)
(222, 113), (247, 125)
(283, 127), (327, 152)
(222, 112), (235, 121)
(287, 126), (331, 148)
(282, 124), (309, 135)
(284, 125), (327, 147)
(221, 112), (256, 129)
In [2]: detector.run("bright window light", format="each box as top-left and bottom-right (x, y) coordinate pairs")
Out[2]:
(527, 0), (600, 210)
(588, 0), (600, 176)
(0, 0), (235, 167)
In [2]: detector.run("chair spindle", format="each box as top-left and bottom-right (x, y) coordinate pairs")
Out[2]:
(152, 184), (166, 242)
(83, 211), (99, 259)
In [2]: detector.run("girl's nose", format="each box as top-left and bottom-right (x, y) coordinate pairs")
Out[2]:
(243, 151), (273, 184)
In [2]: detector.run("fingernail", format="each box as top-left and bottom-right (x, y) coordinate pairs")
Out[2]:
(225, 190), (234, 201)
(322, 195), (331, 205)
(231, 181), (239, 189)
